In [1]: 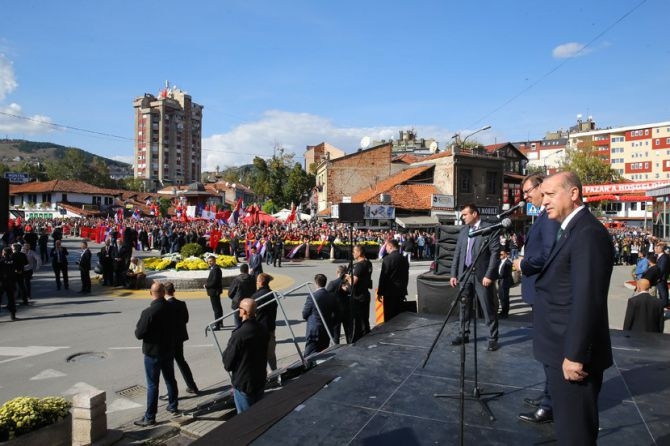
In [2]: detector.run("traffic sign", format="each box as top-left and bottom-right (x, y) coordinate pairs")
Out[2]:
(527, 203), (540, 217)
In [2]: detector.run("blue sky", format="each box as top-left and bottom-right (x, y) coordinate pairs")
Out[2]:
(1, 0), (667, 170)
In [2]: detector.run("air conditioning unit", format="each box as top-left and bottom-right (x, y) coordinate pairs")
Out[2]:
(379, 194), (391, 204)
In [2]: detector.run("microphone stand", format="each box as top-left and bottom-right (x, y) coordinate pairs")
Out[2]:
(422, 227), (504, 446)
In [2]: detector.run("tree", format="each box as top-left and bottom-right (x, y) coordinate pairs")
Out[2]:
(560, 146), (623, 185)
(284, 162), (315, 206)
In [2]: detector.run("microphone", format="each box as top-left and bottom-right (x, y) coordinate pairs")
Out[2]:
(468, 218), (512, 238)
(496, 201), (525, 219)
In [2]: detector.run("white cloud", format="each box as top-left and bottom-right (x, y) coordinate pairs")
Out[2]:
(0, 54), (17, 101)
(110, 154), (134, 164)
(201, 110), (484, 171)
(0, 102), (53, 134)
(552, 42), (590, 59)
(0, 54), (54, 134)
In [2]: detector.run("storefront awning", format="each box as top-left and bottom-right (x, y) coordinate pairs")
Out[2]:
(396, 215), (439, 228)
(584, 195), (652, 202)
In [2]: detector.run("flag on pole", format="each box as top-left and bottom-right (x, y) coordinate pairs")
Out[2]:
(287, 242), (305, 259)
(228, 198), (243, 225)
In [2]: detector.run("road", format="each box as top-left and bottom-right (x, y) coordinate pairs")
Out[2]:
(0, 235), (648, 431)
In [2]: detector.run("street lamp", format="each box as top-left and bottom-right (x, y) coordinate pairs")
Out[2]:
(542, 149), (564, 173)
(461, 125), (492, 147)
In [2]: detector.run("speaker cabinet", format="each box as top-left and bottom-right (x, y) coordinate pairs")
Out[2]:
(433, 224), (461, 275)
(335, 203), (364, 223)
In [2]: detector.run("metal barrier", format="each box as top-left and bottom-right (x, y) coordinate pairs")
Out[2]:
(205, 281), (337, 371)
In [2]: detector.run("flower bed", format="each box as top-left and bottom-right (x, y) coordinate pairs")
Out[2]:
(0, 396), (71, 442)
(144, 253), (237, 271)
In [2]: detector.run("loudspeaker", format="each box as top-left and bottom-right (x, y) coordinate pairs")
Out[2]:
(433, 224), (461, 275)
(336, 203), (364, 223)
(0, 178), (8, 233)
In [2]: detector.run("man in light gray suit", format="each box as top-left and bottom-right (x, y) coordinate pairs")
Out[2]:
(450, 203), (501, 351)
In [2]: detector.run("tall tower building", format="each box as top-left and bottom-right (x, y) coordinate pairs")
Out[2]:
(133, 82), (203, 189)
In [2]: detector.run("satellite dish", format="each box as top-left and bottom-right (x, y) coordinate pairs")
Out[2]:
(429, 141), (438, 153)
(360, 136), (371, 149)
(577, 113), (583, 120)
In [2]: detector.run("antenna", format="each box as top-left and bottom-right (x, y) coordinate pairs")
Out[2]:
(360, 136), (371, 149)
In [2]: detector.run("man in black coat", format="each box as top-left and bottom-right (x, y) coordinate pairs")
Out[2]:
(11, 243), (28, 304)
(450, 203), (501, 351)
(303, 274), (337, 356)
(77, 241), (92, 294)
(98, 238), (116, 286)
(228, 264), (256, 328)
(534, 171), (614, 445)
(377, 239), (409, 323)
(134, 282), (179, 426)
(497, 249), (513, 318)
(253, 273), (278, 371)
(326, 265), (351, 344)
(623, 278), (664, 333)
(165, 282), (199, 394)
(204, 255), (223, 330)
(222, 298), (269, 413)
(273, 237), (284, 267)
(50, 239), (69, 290)
(248, 246), (263, 278)
(654, 242), (669, 308)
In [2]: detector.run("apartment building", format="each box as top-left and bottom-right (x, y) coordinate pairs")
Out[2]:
(133, 83), (203, 190)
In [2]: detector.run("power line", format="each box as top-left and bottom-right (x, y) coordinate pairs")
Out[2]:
(469, 0), (648, 128)
(0, 110), (133, 141)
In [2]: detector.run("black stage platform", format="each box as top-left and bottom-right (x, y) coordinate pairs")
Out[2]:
(200, 313), (670, 445)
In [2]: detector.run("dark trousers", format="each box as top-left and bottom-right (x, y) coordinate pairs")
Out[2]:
(333, 298), (352, 344)
(658, 280), (668, 308)
(458, 279), (498, 341)
(144, 354), (178, 421)
(80, 268), (91, 292)
(545, 364), (603, 445)
(273, 251), (282, 267)
(0, 285), (16, 315)
(174, 342), (197, 391)
(15, 273), (27, 303)
(304, 329), (330, 357)
(101, 262), (114, 286)
(23, 270), (33, 300)
(497, 279), (511, 316)
(52, 263), (69, 289)
(208, 292), (223, 328)
(40, 247), (48, 264)
(382, 294), (404, 323)
(351, 293), (370, 343)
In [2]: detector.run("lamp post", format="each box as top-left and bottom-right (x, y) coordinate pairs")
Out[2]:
(542, 149), (564, 174)
(460, 125), (492, 147)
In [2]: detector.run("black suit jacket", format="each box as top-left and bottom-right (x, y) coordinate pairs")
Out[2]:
(303, 287), (337, 340)
(519, 211), (561, 305)
(206, 265), (223, 295)
(79, 249), (91, 271)
(498, 258), (513, 287)
(167, 296), (190, 342)
(378, 250), (409, 298)
(623, 292), (664, 333)
(534, 207), (614, 371)
(50, 246), (69, 266)
(228, 273), (256, 309)
(656, 253), (669, 282)
(450, 221), (501, 281)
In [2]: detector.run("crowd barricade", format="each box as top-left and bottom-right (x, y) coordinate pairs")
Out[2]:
(205, 282), (337, 373)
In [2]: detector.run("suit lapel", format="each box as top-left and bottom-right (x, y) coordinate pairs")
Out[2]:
(542, 208), (587, 271)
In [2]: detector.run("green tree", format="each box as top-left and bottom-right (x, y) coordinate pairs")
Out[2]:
(560, 146), (622, 185)
(284, 162), (315, 205)
(44, 149), (87, 181)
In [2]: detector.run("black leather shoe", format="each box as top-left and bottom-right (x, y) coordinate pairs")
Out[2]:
(451, 335), (469, 346)
(518, 407), (553, 424)
(524, 397), (542, 408)
(134, 417), (156, 427)
(487, 340), (499, 351)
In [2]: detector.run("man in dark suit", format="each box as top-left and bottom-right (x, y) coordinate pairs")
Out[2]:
(228, 264), (257, 328)
(623, 278), (664, 333)
(98, 238), (116, 286)
(273, 237), (284, 267)
(496, 250), (513, 318)
(654, 242), (669, 308)
(165, 282), (199, 394)
(253, 273), (278, 372)
(534, 171), (614, 444)
(326, 265), (351, 344)
(77, 241), (92, 294)
(204, 255), (223, 330)
(303, 274), (337, 356)
(514, 172), (561, 424)
(377, 239), (410, 322)
(50, 239), (69, 290)
(248, 246), (263, 278)
(450, 203), (501, 351)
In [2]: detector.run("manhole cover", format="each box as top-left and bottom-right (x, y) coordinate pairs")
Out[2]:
(117, 385), (147, 398)
(66, 352), (107, 363)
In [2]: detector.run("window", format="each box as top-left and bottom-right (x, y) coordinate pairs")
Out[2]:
(61, 193), (68, 203)
(458, 169), (472, 193)
(486, 171), (498, 195)
(630, 202), (638, 211)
